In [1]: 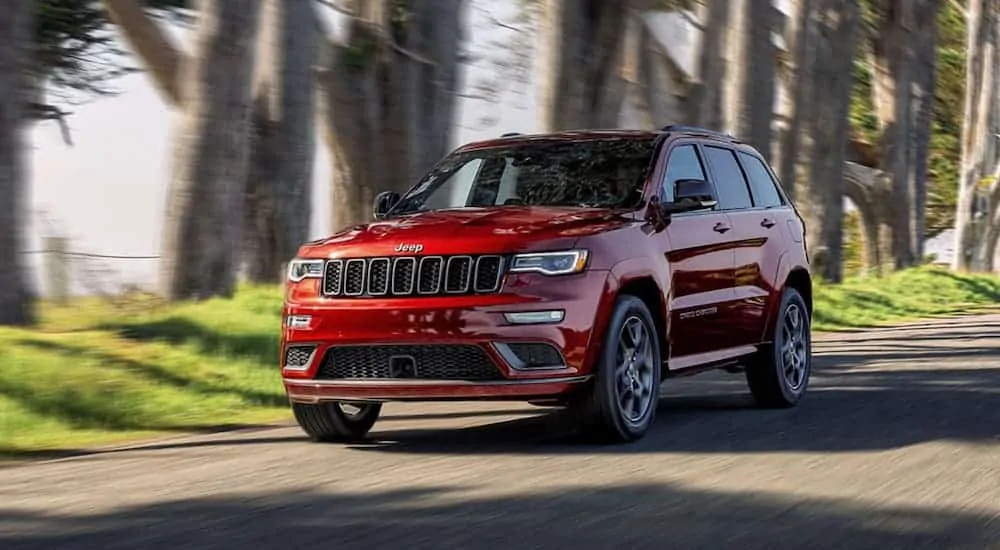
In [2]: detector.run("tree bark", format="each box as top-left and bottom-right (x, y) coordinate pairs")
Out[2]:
(723, 0), (776, 159)
(777, 0), (815, 201)
(158, 0), (260, 300)
(536, 0), (632, 131)
(0, 0), (35, 325)
(952, 0), (998, 271)
(243, 0), (317, 283)
(684, 0), (730, 129)
(102, 0), (187, 105)
(908, 0), (939, 263)
(318, 0), (466, 232)
(800, 0), (860, 283)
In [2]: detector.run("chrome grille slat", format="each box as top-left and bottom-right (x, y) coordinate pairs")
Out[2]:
(392, 257), (417, 295)
(321, 254), (505, 298)
(445, 256), (473, 294)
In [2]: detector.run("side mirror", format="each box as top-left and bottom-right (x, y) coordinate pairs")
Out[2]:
(662, 178), (718, 214)
(373, 191), (401, 219)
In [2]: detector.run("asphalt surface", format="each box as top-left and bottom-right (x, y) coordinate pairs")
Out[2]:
(2, 314), (1000, 550)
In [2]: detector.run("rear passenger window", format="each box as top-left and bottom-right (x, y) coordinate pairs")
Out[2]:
(661, 144), (707, 203)
(738, 151), (784, 208)
(703, 146), (752, 210)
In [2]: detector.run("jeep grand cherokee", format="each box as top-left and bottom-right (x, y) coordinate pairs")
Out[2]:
(280, 126), (813, 443)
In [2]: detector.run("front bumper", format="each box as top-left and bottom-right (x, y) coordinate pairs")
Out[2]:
(279, 270), (615, 402)
(283, 376), (592, 403)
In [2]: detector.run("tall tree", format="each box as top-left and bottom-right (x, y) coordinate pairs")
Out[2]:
(952, 0), (998, 271)
(316, 0), (467, 230)
(800, 0), (861, 282)
(870, 0), (940, 270)
(723, 0), (778, 159)
(536, 0), (633, 131)
(777, 0), (815, 201)
(0, 0), (35, 325)
(155, 0), (261, 299)
(243, 0), (317, 283)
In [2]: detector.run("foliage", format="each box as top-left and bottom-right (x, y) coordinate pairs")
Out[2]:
(848, 0), (966, 237)
(4, 265), (1000, 456)
(32, 0), (187, 108)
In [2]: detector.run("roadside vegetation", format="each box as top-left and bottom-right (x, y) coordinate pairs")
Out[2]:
(2, 265), (998, 458)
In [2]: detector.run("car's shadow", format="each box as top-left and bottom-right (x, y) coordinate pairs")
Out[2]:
(346, 327), (1000, 456)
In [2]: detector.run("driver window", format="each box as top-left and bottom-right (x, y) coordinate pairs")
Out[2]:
(661, 144), (707, 203)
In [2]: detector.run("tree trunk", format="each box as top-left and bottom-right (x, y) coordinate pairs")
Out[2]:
(318, 0), (466, 233)
(103, 0), (187, 105)
(952, 0), (998, 271)
(0, 0), (35, 325)
(777, 0), (815, 201)
(684, 0), (730, 129)
(158, 0), (260, 300)
(536, 0), (632, 131)
(800, 0), (860, 283)
(723, 0), (776, 159)
(243, 0), (317, 283)
(907, 1), (939, 263)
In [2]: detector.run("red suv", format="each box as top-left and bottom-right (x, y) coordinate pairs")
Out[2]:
(281, 126), (813, 443)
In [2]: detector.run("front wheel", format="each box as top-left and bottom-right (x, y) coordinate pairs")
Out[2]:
(745, 287), (812, 408)
(292, 401), (382, 442)
(568, 295), (662, 443)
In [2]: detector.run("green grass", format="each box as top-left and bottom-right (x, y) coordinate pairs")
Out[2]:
(1, 266), (998, 458)
(812, 266), (1000, 331)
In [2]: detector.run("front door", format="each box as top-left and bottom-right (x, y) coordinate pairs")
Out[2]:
(655, 141), (738, 360)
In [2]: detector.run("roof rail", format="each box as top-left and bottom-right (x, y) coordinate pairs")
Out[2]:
(500, 132), (523, 137)
(660, 125), (738, 142)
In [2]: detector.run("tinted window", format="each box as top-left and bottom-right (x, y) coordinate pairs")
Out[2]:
(661, 144), (707, 202)
(738, 151), (784, 208)
(703, 146), (752, 210)
(390, 137), (656, 214)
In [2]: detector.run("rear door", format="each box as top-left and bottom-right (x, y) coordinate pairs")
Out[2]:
(656, 141), (738, 360)
(701, 144), (787, 347)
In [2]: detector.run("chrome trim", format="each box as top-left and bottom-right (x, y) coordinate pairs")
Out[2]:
(473, 255), (505, 293)
(284, 375), (592, 387)
(417, 256), (445, 295)
(445, 255), (473, 294)
(367, 257), (391, 296)
(322, 259), (344, 296)
(343, 259), (367, 296)
(391, 257), (417, 295)
(282, 344), (319, 371)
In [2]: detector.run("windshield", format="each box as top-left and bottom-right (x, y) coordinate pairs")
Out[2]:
(388, 137), (658, 215)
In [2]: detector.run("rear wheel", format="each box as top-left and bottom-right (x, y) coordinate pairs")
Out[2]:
(568, 295), (662, 443)
(745, 287), (812, 408)
(292, 402), (382, 442)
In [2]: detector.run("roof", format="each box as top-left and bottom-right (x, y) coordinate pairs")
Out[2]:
(457, 126), (740, 153)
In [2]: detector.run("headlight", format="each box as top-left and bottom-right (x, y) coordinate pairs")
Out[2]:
(287, 258), (324, 282)
(509, 250), (589, 276)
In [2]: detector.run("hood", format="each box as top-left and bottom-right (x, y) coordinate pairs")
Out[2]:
(299, 206), (635, 258)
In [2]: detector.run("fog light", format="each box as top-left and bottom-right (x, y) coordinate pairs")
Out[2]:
(286, 315), (313, 329)
(503, 310), (564, 324)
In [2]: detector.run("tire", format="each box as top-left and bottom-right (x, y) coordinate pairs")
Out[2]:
(568, 295), (662, 443)
(745, 286), (812, 408)
(292, 401), (382, 442)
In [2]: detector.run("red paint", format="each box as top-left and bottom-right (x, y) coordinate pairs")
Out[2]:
(280, 129), (811, 405)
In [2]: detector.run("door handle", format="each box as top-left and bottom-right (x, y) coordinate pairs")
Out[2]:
(713, 222), (731, 234)
(760, 217), (776, 228)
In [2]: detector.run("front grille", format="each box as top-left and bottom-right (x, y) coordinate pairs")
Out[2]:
(284, 345), (317, 368)
(322, 255), (506, 298)
(315, 344), (505, 381)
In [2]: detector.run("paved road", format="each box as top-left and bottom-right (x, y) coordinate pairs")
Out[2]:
(2, 314), (1000, 550)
